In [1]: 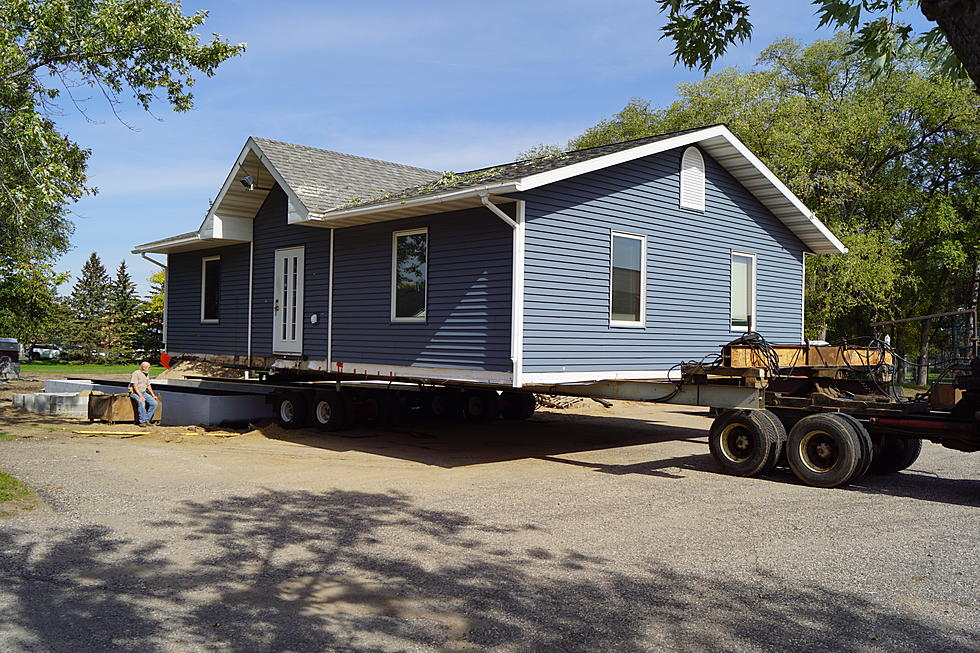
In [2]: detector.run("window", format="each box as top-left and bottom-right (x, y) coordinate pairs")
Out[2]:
(391, 228), (427, 321)
(610, 232), (646, 326)
(680, 146), (705, 212)
(731, 252), (756, 331)
(201, 256), (220, 323)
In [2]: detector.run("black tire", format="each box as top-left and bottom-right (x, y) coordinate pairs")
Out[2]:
(786, 413), (862, 488)
(836, 414), (873, 482)
(501, 392), (536, 420)
(708, 409), (781, 477)
(868, 436), (922, 475)
(428, 391), (463, 420)
(311, 391), (348, 432)
(463, 390), (501, 422)
(275, 393), (309, 430)
(753, 409), (786, 473)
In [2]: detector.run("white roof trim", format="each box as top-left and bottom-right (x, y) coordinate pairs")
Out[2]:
(133, 137), (309, 254)
(132, 233), (201, 254)
(514, 125), (844, 254)
(306, 124), (844, 255)
(305, 181), (518, 224)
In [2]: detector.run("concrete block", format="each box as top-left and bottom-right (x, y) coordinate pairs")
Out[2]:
(12, 392), (88, 416)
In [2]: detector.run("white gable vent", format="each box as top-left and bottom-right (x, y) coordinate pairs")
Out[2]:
(680, 146), (705, 211)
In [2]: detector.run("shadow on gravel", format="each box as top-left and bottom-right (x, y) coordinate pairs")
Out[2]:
(536, 452), (715, 478)
(0, 489), (975, 652)
(257, 412), (709, 469)
(848, 471), (980, 508)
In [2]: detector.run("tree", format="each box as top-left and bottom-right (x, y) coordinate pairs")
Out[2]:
(107, 260), (141, 356)
(522, 36), (980, 368)
(132, 270), (165, 362)
(0, 257), (67, 344)
(0, 0), (244, 269)
(655, 1), (979, 89)
(68, 252), (111, 360)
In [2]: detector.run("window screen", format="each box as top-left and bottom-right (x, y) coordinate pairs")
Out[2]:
(202, 257), (220, 321)
(732, 253), (754, 330)
(393, 230), (427, 320)
(611, 234), (644, 323)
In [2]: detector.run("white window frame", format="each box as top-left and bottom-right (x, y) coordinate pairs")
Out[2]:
(731, 251), (757, 332)
(391, 227), (428, 323)
(200, 255), (220, 324)
(609, 231), (647, 328)
(680, 146), (706, 212)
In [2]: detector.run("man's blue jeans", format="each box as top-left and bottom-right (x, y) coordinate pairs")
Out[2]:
(130, 391), (157, 424)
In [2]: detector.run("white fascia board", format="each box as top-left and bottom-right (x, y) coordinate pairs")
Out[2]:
(205, 138), (310, 233)
(514, 124), (846, 256)
(132, 234), (201, 254)
(305, 182), (519, 225)
(246, 138), (310, 223)
(717, 132), (847, 255)
(514, 126), (730, 192)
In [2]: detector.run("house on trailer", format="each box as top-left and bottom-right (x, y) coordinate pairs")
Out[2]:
(133, 125), (845, 388)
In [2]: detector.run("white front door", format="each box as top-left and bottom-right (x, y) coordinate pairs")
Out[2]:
(273, 246), (304, 354)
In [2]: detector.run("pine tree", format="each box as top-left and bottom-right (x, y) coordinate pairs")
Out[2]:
(134, 270), (165, 362)
(108, 260), (141, 358)
(68, 252), (111, 361)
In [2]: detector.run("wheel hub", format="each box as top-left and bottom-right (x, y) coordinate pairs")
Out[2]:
(720, 423), (755, 463)
(800, 430), (839, 473)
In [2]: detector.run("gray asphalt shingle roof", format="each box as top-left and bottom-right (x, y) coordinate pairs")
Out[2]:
(252, 137), (442, 214)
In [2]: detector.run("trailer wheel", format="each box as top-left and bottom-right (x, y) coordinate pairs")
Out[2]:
(501, 392), (536, 420)
(428, 391), (462, 420)
(311, 391), (348, 432)
(786, 414), (862, 488)
(868, 436), (922, 475)
(463, 390), (501, 422)
(708, 410), (781, 477)
(276, 393), (309, 430)
(836, 414), (873, 482)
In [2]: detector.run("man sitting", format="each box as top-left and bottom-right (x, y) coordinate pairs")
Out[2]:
(128, 361), (159, 427)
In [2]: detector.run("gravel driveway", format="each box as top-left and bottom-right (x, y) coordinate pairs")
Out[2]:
(0, 399), (977, 652)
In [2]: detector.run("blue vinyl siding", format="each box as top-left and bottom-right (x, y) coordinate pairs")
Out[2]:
(166, 244), (250, 355)
(332, 206), (512, 371)
(519, 147), (806, 374)
(250, 186), (330, 358)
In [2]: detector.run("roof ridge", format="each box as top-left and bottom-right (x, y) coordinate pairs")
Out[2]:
(454, 123), (729, 175)
(250, 136), (440, 174)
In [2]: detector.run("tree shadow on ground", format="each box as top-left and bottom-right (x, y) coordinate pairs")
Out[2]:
(0, 489), (975, 652)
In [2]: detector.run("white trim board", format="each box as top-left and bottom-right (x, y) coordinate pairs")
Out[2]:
(390, 227), (428, 323)
(200, 255), (220, 323)
(302, 125), (845, 255)
(609, 231), (647, 328)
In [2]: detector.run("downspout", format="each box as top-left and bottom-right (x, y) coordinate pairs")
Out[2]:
(246, 240), (254, 372)
(480, 193), (524, 388)
(327, 228), (335, 371)
(140, 253), (168, 354)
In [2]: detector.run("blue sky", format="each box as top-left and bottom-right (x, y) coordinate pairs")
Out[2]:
(52, 0), (933, 294)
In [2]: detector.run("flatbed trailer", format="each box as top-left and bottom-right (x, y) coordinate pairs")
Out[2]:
(176, 341), (978, 489)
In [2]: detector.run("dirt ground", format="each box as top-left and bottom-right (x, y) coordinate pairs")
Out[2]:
(0, 372), (977, 652)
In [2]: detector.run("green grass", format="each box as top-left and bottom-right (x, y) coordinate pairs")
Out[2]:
(0, 470), (29, 504)
(0, 432), (21, 441)
(19, 362), (164, 376)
